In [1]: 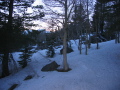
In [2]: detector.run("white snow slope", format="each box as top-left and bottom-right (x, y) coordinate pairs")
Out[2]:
(0, 40), (120, 90)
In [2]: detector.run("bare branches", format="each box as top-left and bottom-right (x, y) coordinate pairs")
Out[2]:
(42, 0), (64, 7)
(43, 0), (75, 23)
(67, 0), (75, 21)
(44, 6), (64, 17)
(42, 0), (76, 71)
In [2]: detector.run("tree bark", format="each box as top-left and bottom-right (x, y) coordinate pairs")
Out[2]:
(2, 0), (14, 77)
(86, 0), (88, 54)
(2, 50), (9, 77)
(63, 0), (69, 71)
(85, 31), (88, 55)
(96, 25), (99, 49)
(63, 28), (69, 70)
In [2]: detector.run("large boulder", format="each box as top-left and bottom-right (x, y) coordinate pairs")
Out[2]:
(60, 47), (73, 54)
(41, 61), (59, 71)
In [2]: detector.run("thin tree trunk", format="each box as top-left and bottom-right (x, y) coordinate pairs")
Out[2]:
(80, 30), (82, 54)
(79, 36), (82, 54)
(87, 25), (91, 49)
(78, 0), (83, 54)
(85, 30), (88, 55)
(96, 5), (99, 49)
(118, 31), (120, 43)
(86, 0), (91, 49)
(78, 27), (82, 54)
(115, 31), (117, 43)
(96, 26), (99, 49)
(116, 31), (120, 43)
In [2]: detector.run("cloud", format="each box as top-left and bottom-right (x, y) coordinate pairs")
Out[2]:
(32, 0), (44, 6)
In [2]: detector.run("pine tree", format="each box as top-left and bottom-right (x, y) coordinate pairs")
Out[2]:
(92, 0), (120, 42)
(71, 1), (90, 54)
(0, 0), (44, 77)
(18, 48), (33, 68)
(105, 0), (120, 42)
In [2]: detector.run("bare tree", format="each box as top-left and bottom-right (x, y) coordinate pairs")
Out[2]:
(84, 0), (94, 54)
(43, 0), (75, 71)
(73, 0), (93, 55)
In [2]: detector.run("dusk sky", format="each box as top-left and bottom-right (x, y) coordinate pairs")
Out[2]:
(27, 0), (49, 30)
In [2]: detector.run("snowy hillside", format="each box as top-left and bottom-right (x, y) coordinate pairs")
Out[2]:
(0, 40), (120, 90)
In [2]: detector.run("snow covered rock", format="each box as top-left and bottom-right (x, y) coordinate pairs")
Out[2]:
(60, 47), (73, 54)
(24, 75), (34, 80)
(41, 61), (59, 71)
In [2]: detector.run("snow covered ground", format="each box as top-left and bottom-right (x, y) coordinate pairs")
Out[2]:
(0, 40), (120, 90)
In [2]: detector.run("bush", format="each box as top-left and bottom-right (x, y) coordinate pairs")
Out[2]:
(46, 45), (55, 58)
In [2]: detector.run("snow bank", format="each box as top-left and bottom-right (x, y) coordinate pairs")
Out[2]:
(0, 40), (120, 90)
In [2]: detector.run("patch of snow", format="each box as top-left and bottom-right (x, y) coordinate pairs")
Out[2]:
(37, 29), (45, 31)
(28, 30), (33, 32)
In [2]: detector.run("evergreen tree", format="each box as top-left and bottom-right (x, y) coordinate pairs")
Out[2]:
(92, 0), (120, 41)
(70, 3), (87, 39)
(70, 1), (90, 54)
(18, 48), (33, 68)
(105, 0), (120, 41)
(0, 0), (15, 77)
(0, 0), (44, 77)
(92, 0), (105, 35)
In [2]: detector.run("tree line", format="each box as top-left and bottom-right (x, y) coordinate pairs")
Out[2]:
(0, 0), (120, 77)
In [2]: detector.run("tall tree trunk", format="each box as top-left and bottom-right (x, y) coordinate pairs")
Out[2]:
(115, 31), (117, 43)
(8, 0), (14, 29)
(99, 1), (105, 35)
(115, 31), (120, 43)
(96, 2), (99, 49)
(2, 0), (14, 77)
(116, 31), (120, 43)
(63, 0), (69, 71)
(2, 50), (9, 77)
(63, 28), (69, 70)
(85, 0), (89, 55)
